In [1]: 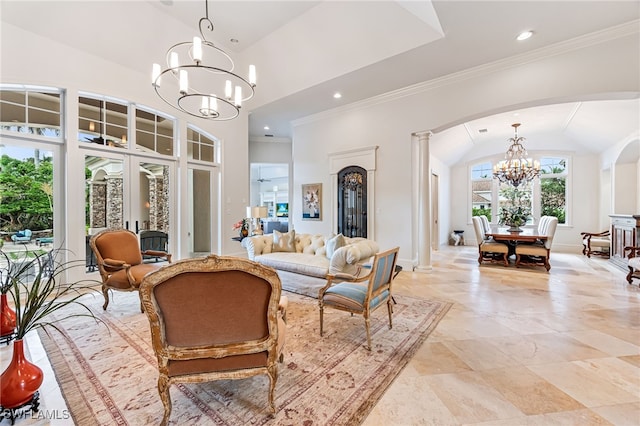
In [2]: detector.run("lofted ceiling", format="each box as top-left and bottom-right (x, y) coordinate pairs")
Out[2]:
(1, 1), (639, 164)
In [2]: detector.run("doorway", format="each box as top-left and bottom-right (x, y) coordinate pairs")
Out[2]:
(85, 154), (174, 269)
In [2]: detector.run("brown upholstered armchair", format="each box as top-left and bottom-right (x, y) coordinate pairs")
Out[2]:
(624, 246), (640, 285)
(139, 255), (287, 426)
(90, 229), (172, 311)
(581, 230), (610, 258)
(319, 247), (399, 351)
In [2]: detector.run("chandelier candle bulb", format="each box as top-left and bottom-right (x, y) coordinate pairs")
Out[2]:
(210, 96), (218, 114)
(249, 65), (256, 86)
(170, 52), (179, 69)
(152, 63), (162, 87)
(235, 86), (242, 107)
(225, 80), (232, 99)
(179, 70), (188, 95)
(193, 37), (203, 63)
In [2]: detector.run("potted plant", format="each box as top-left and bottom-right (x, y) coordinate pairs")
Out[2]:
(0, 248), (102, 410)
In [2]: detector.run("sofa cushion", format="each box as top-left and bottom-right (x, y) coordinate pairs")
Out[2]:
(302, 234), (326, 255)
(273, 230), (296, 253)
(255, 253), (329, 278)
(325, 233), (345, 259)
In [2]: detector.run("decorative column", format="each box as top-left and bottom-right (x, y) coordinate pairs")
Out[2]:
(88, 181), (107, 230)
(415, 131), (432, 272)
(106, 175), (123, 229)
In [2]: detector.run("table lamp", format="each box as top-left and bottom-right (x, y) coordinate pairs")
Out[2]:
(247, 206), (268, 235)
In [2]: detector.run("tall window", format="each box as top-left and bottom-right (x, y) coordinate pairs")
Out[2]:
(470, 156), (569, 225)
(540, 157), (567, 224)
(471, 162), (493, 221)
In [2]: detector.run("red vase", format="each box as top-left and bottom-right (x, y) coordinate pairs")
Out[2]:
(0, 293), (16, 337)
(0, 339), (43, 408)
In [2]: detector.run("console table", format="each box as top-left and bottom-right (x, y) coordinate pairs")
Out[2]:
(610, 214), (640, 270)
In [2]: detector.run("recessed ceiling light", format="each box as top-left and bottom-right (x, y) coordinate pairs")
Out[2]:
(333, 92), (342, 99)
(264, 126), (270, 130)
(517, 31), (533, 41)
(230, 38), (239, 43)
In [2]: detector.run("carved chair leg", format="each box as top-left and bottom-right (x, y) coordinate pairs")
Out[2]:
(515, 254), (521, 267)
(627, 267), (634, 284)
(267, 366), (277, 413)
(544, 257), (551, 271)
(503, 253), (508, 266)
(319, 304), (324, 336)
(158, 375), (171, 426)
(387, 300), (393, 329)
(478, 247), (483, 265)
(102, 286), (110, 311)
(364, 316), (372, 351)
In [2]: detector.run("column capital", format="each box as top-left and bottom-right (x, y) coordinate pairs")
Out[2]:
(412, 130), (433, 140)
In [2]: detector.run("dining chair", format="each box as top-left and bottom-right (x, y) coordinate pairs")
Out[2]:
(515, 216), (558, 271)
(318, 247), (399, 351)
(471, 216), (509, 266)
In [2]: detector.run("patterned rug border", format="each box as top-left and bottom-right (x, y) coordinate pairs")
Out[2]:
(38, 292), (452, 425)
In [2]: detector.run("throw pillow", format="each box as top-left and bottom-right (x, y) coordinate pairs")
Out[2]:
(325, 233), (345, 259)
(272, 229), (296, 253)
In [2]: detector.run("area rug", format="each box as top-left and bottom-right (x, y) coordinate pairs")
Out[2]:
(38, 290), (451, 425)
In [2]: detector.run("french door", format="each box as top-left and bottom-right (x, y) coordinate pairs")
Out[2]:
(85, 152), (174, 270)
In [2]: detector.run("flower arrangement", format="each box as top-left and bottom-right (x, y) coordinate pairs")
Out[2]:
(499, 186), (531, 230)
(232, 218), (249, 231)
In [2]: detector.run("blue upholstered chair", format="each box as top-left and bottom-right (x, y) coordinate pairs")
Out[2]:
(11, 229), (32, 244)
(318, 246), (399, 351)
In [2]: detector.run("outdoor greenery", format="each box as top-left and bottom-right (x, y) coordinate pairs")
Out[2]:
(540, 167), (566, 224)
(472, 207), (492, 221)
(0, 153), (53, 232)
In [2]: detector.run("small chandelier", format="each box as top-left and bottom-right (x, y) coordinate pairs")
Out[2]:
(493, 123), (540, 188)
(151, 0), (256, 121)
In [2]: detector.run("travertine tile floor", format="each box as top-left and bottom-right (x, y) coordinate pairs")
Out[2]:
(4, 246), (638, 425)
(363, 246), (640, 426)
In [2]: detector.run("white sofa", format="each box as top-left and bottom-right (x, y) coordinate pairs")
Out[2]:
(242, 230), (379, 296)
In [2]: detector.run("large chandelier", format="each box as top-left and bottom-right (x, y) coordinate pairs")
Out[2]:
(493, 123), (540, 187)
(151, 0), (256, 121)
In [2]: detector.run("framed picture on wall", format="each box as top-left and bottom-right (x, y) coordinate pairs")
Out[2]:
(302, 183), (322, 220)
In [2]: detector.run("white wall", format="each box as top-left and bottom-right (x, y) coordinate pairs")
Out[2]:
(614, 163), (638, 214)
(291, 31), (639, 265)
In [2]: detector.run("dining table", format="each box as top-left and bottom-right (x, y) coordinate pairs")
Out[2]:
(486, 227), (548, 258)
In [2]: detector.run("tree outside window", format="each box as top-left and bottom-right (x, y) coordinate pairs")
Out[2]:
(540, 157), (567, 224)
